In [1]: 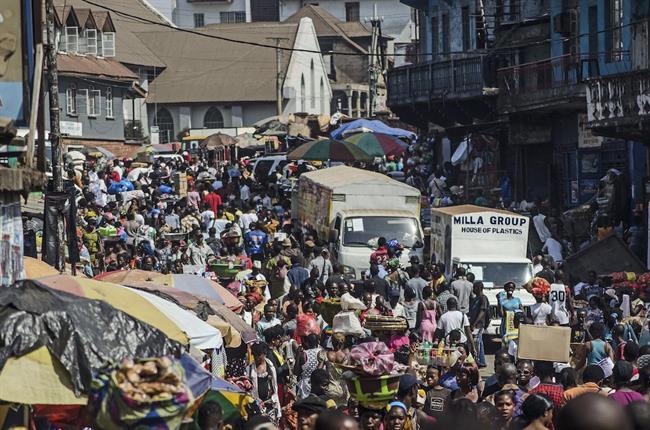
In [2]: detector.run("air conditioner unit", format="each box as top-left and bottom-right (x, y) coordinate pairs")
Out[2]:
(554, 10), (577, 36)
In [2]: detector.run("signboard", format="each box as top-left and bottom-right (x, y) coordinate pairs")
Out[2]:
(578, 113), (603, 148)
(518, 325), (571, 362)
(0, 0), (25, 122)
(60, 121), (83, 137)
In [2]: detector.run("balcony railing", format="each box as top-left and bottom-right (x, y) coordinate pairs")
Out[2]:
(498, 54), (581, 96)
(387, 54), (490, 107)
(586, 70), (650, 127)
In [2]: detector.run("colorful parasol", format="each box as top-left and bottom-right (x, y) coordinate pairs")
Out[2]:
(343, 132), (408, 157)
(286, 138), (373, 162)
(95, 271), (242, 311)
(126, 282), (256, 345)
(188, 377), (255, 427)
(128, 288), (224, 350)
(37, 274), (188, 344)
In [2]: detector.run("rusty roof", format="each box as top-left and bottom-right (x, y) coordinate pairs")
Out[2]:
(55, 0), (168, 68)
(57, 54), (138, 81)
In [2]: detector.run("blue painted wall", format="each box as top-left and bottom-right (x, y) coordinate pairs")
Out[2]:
(46, 76), (128, 141)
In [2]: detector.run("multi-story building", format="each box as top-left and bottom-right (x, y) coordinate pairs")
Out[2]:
(148, 0), (279, 27)
(47, 5), (144, 157)
(388, 0), (649, 211)
(148, 0), (415, 56)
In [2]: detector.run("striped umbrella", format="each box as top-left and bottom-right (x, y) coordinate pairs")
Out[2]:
(287, 138), (373, 162)
(344, 132), (408, 157)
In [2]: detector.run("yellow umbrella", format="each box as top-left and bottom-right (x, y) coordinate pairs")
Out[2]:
(37, 275), (188, 345)
(24, 257), (58, 278)
(0, 347), (86, 405)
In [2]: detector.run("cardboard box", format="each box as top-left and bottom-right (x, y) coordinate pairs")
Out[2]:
(517, 325), (571, 363)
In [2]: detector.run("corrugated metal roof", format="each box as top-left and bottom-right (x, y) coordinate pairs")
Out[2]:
(57, 54), (138, 81)
(55, 0), (168, 68)
(302, 165), (419, 194)
(138, 23), (299, 103)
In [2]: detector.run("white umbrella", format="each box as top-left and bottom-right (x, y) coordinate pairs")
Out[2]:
(129, 288), (224, 350)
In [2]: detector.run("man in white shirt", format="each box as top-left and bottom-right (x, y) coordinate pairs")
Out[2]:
(239, 207), (258, 233)
(240, 182), (251, 202)
(542, 237), (563, 265)
(437, 297), (474, 354)
(532, 207), (553, 243)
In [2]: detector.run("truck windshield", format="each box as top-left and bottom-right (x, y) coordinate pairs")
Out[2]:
(343, 217), (422, 247)
(462, 262), (532, 288)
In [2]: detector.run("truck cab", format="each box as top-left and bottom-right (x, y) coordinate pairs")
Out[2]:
(329, 209), (425, 279)
(456, 258), (535, 335)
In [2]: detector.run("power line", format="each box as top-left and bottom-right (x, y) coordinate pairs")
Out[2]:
(81, 0), (650, 59)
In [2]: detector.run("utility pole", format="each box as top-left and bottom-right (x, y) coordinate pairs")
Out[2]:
(45, 0), (66, 272)
(367, 4), (382, 118)
(267, 37), (289, 116)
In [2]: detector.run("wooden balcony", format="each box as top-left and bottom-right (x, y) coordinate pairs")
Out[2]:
(497, 54), (585, 113)
(387, 54), (492, 107)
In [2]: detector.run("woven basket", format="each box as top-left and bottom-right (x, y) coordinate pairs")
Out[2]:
(345, 373), (402, 410)
(364, 315), (408, 333)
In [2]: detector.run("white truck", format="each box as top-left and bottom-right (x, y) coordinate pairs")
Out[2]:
(293, 166), (424, 278)
(430, 205), (535, 335)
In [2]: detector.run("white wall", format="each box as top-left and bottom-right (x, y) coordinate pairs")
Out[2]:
(174, 0), (251, 27)
(282, 18), (332, 116)
(280, 0), (414, 46)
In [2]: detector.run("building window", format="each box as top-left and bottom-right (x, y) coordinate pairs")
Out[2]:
(310, 59), (316, 109)
(88, 87), (101, 117)
(65, 26), (78, 53)
(320, 77), (325, 113)
(106, 88), (114, 118)
(345, 2), (360, 22)
(461, 7), (470, 51)
(220, 11), (246, 23)
(431, 16), (439, 57)
(66, 85), (77, 115)
(156, 108), (174, 144)
(251, 0), (280, 22)
(77, 89), (88, 115)
(605, 0), (623, 62)
(441, 14), (450, 54)
(85, 29), (97, 55)
(102, 32), (115, 57)
(193, 13), (205, 28)
(204, 107), (224, 128)
(300, 74), (306, 112)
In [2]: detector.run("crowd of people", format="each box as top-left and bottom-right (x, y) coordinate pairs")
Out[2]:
(33, 148), (650, 430)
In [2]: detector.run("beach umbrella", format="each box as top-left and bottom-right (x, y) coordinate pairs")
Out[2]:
(203, 133), (237, 148)
(129, 288), (224, 350)
(96, 271), (240, 310)
(344, 132), (408, 157)
(286, 138), (373, 162)
(24, 256), (58, 278)
(37, 274), (188, 345)
(127, 282), (256, 345)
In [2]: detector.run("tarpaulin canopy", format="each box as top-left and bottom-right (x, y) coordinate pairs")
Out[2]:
(37, 274), (188, 345)
(129, 288), (224, 350)
(330, 119), (416, 140)
(0, 280), (181, 397)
